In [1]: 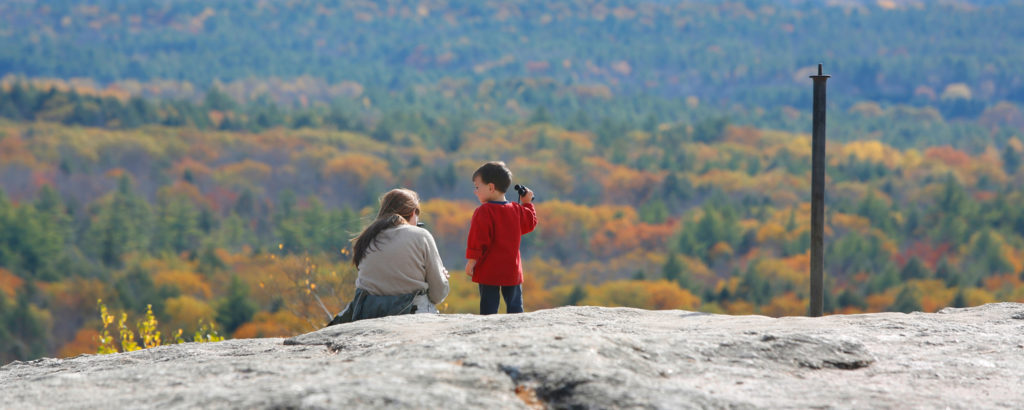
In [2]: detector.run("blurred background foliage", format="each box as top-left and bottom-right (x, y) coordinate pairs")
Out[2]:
(1, 0), (1023, 363)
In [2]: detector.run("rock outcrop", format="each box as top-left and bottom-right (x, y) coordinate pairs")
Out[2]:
(3, 303), (1024, 409)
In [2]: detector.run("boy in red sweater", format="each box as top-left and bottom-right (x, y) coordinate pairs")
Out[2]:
(465, 161), (538, 314)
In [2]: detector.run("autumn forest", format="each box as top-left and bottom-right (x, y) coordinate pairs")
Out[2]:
(2, 0), (1024, 363)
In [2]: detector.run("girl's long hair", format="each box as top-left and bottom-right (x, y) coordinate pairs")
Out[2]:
(352, 188), (420, 267)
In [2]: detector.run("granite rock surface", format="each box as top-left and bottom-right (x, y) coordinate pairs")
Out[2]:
(3, 303), (1024, 409)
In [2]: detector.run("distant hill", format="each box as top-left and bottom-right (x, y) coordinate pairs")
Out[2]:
(2, 0), (1023, 117)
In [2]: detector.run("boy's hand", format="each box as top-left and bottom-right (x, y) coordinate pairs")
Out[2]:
(465, 260), (476, 278)
(521, 188), (534, 204)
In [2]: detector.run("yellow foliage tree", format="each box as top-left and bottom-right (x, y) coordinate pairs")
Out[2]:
(582, 280), (699, 310)
(761, 292), (807, 317)
(153, 270), (213, 299)
(962, 288), (996, 306)
(322, 152), (394, 186)
(164, 295), (216, 334)
(911, 279), (955, 312)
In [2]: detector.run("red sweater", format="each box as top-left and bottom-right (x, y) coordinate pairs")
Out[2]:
(466, 201), (538, 286)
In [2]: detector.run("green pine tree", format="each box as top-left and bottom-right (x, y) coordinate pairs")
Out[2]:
(216, 275), (258, 335)
(890, 286), (922, 313)
(662, 252), (683, 283)
(566, 285), (587, 306)
(951, 289), (968, 308)
(88, 175), (152, 267)
(899, 257), (931, 281)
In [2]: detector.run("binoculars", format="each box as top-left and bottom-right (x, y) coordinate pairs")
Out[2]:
(513, 184), (536, 201)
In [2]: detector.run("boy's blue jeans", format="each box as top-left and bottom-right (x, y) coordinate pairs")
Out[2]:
(478, 284), (524, 315)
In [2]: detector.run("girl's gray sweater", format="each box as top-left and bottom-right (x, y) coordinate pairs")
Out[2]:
(355, 224), (450, 305)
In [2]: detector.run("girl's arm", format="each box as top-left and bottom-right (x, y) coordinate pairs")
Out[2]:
(421, 231), (449, 304)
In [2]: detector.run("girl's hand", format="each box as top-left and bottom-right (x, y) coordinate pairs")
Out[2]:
(465, 260), (476, 278)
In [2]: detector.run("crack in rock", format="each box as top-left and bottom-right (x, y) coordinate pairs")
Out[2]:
(499, 364), (593, 408)
(712, 334), (875, 370)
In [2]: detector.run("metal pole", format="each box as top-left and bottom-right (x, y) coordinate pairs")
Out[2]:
(809, 63), (829, 317)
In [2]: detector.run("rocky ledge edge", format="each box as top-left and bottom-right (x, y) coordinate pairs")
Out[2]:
(3, 303), (1024, 409)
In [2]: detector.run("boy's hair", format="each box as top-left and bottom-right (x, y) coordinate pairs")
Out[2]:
(473, 161), (512, 193)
